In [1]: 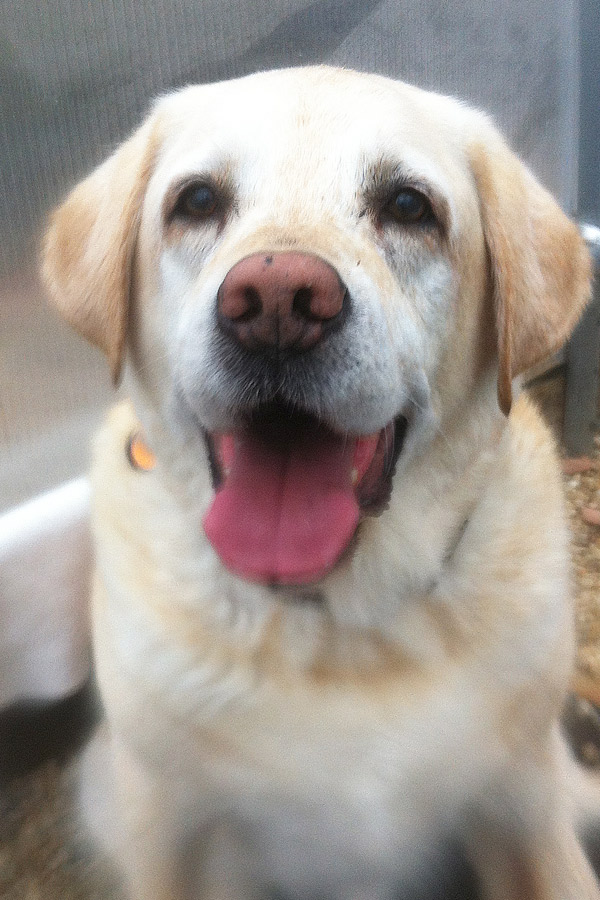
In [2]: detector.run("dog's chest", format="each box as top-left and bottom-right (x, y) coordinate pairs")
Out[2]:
(97, 583), (490, 882)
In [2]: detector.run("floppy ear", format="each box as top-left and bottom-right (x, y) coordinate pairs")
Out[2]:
(42, 116), (160, 381)
(469, 128), (592, 414)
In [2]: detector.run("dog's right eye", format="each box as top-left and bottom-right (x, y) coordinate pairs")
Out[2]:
(173, 183), (219, 220)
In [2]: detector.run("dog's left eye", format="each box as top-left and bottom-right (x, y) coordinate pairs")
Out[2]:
(174, 183), (219, 220)
(385, 188), (435, 226)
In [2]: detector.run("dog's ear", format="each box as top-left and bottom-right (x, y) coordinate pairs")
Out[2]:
(469, 128), (592, 414)
(42, 116), (160, 381)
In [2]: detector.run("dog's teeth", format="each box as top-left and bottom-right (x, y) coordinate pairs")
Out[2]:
(351, 468), (358, 485)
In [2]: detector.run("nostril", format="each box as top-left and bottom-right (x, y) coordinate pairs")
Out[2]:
(237, 286), (261, 321)
(219, 283), (262, 323)
(292, 287), (314, 320)
(292, 284), (347, 322)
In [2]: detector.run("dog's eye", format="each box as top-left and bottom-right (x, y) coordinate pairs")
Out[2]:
(174, 183), (219, 220)
(385, 188), (434, 226)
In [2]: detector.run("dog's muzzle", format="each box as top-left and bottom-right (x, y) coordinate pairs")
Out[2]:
(196, 251), (408, 586)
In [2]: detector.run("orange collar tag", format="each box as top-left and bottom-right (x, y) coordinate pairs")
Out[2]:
(127, 432), (156, 472)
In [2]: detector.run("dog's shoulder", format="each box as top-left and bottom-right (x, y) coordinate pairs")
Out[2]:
(442, 391), (572, 679)
(508, 392), (563, 486)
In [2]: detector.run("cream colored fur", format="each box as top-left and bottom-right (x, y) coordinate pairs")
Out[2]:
(44, 67), (595, 900)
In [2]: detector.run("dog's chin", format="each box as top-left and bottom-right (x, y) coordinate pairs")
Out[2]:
(200, 401), (408, 586)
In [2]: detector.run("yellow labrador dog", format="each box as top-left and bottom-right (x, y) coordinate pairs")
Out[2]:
(44, 67), (595, 900)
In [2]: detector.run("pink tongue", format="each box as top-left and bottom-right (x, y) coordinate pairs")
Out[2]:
(203, 427), (361, 584)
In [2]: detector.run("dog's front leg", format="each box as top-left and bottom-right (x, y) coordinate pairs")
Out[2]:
(466, 749), (600, 900)
(110, 740), (262, 900)
(79, 727), (192, 899)
(111, 738), (191, 900)
(469, 817), (599, 900)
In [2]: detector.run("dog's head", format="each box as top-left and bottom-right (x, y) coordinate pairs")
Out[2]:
(43, 67), (591, 586)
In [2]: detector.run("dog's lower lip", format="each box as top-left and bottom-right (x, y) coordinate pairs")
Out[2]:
(356, 413), (407, 514)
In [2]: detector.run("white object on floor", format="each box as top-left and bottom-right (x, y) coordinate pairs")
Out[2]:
(0, 477), (92, 706)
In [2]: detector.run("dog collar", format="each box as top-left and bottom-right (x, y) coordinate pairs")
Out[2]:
(127, 432), (156, 471)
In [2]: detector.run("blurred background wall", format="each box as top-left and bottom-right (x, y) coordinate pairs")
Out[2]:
(0, 0), (588, 510)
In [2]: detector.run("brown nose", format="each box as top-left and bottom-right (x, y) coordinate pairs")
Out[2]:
(217, 252), (348, 353)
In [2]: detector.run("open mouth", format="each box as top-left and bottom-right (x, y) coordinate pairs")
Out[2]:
(202, 404), (407, 585)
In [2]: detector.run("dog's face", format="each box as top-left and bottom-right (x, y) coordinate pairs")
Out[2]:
(43, 67), (590, 586)
(137, 70), (474, 439)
